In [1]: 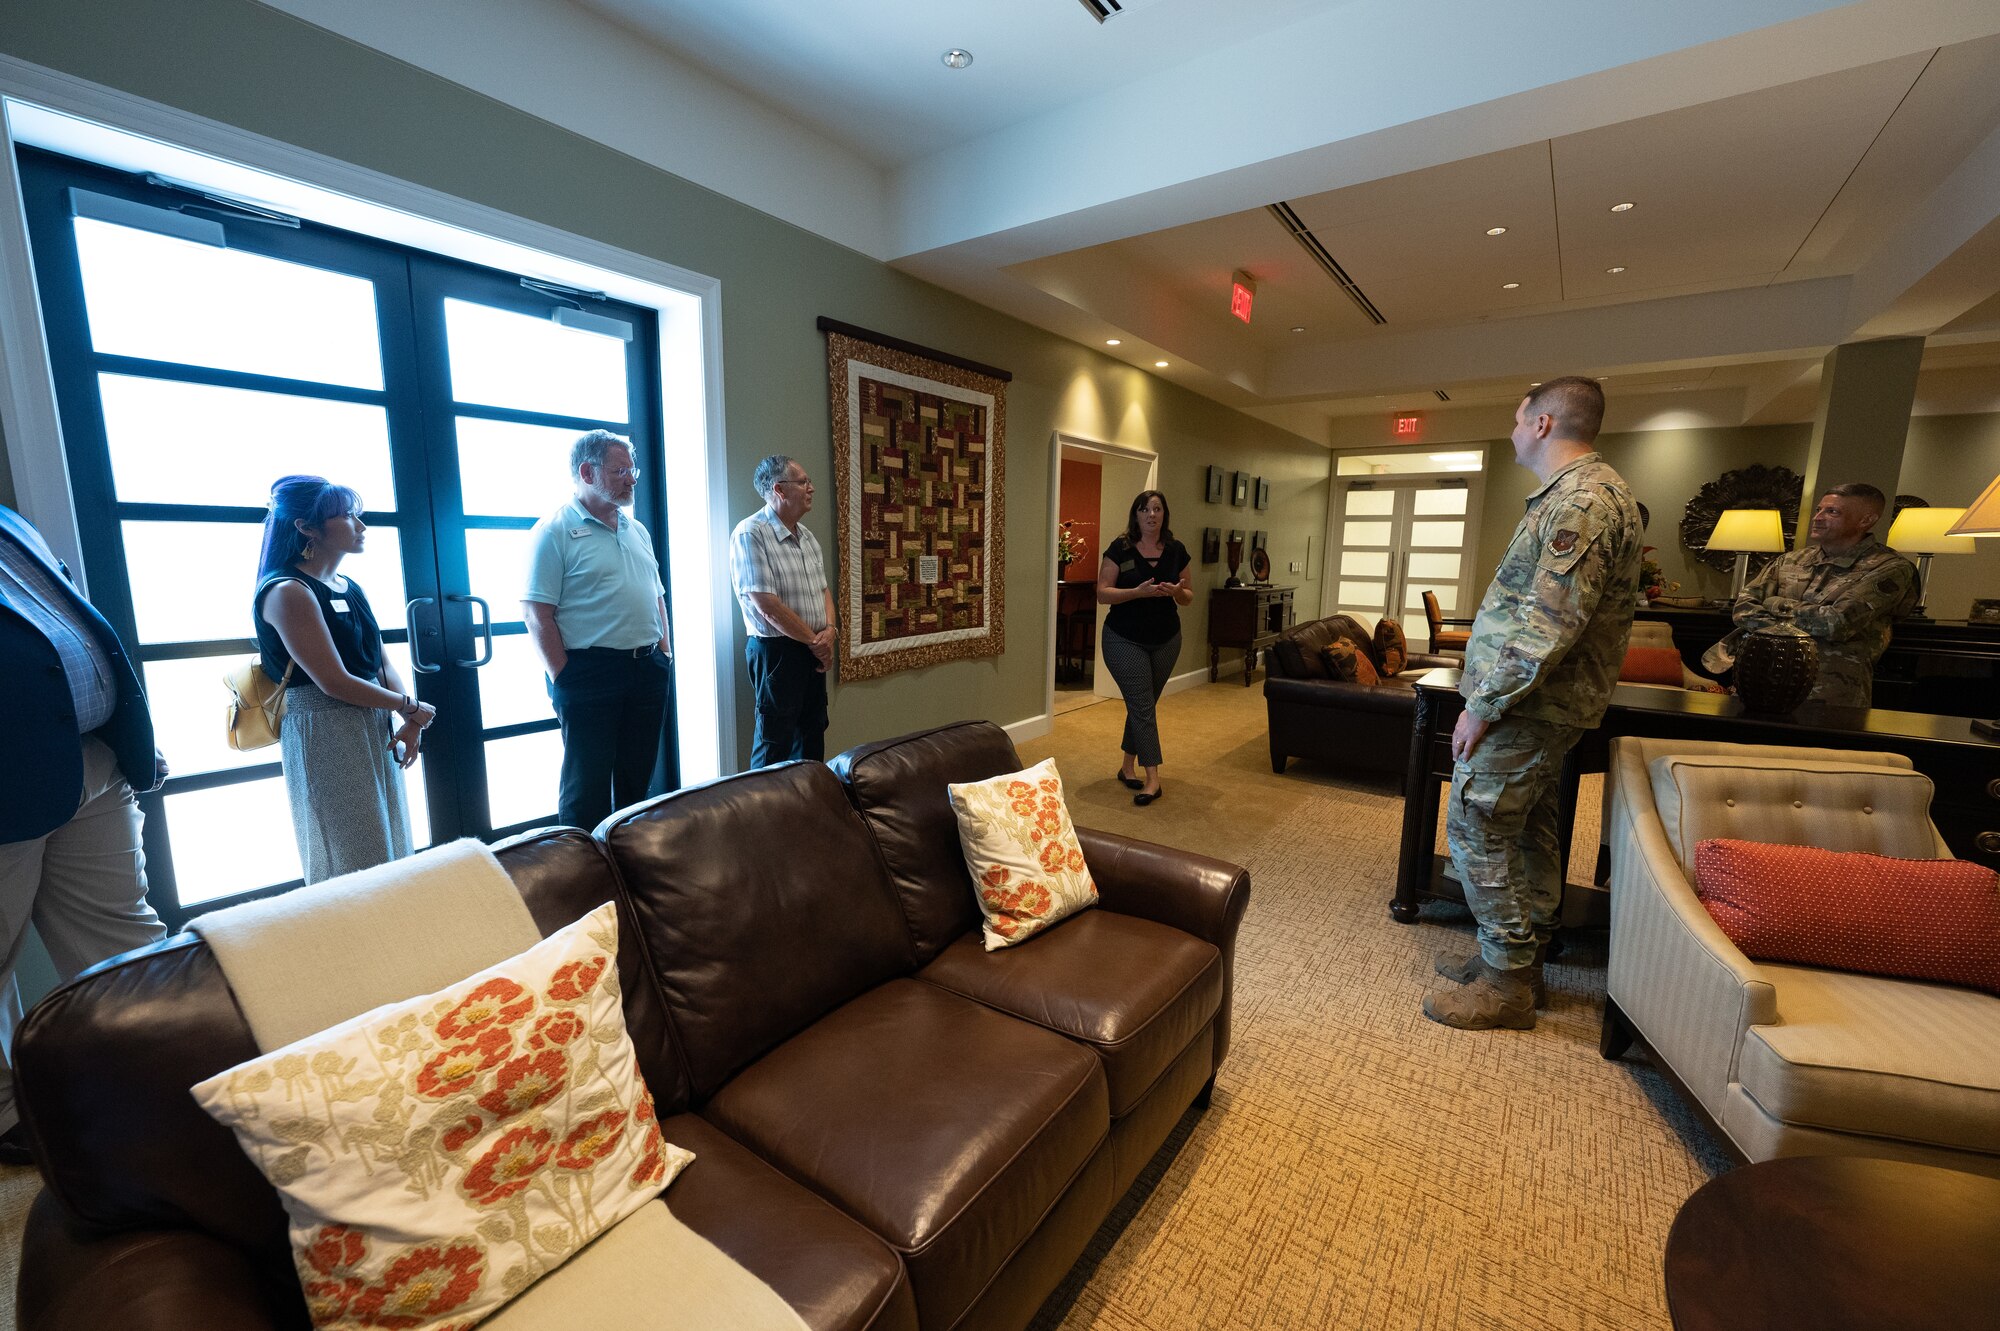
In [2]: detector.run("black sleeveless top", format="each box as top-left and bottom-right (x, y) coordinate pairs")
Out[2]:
(1103, 535), (1191, 646)
(254, 571), (385, 687)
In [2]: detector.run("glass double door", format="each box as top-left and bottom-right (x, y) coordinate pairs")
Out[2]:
(18, 148), (667, 921)
(1330, 478), (1473, 630)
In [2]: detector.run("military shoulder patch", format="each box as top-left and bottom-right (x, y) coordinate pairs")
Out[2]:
(1551, 529), (1579, 554)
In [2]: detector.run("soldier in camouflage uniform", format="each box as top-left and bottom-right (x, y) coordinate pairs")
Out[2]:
(1428, 377), (1642, 1031)
(1728, 483), (1916, 708)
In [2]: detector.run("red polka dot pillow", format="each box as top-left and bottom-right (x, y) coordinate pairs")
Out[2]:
(191, 903), (692, 1331)
(1693, 839), (2000, 994)
(948, 758), (1098, 950)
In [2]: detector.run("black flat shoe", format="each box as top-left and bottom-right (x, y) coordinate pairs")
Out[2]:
(1117, 771), (1145, 790)
(1134, 787), (1164, 806)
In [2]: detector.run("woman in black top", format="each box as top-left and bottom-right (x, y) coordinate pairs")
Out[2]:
(1096, 489), (1193, 806)
(254, 475), (435, 883)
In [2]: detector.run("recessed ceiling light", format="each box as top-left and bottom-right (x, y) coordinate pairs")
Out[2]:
(1290, 326), (1306, 333)
(1155, 360), (1169, 368)
(1530, 382), (1542, 387)
(1610, 202), (1635, 213)
(941, 48), (973, 69)
(1105, 338), (1120, 346)
(1607, 266), (1627, 274)
(1485, 226), (1508, 236)
(1502, 282), (1520, 290)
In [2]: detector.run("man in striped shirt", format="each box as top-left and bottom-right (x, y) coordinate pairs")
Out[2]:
(729, 455), (835, 768)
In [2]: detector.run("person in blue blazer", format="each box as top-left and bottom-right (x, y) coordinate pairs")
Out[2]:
(0, 503), (167, 1166)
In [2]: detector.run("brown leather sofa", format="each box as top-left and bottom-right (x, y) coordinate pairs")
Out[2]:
(12, 721), (1248, 1331)
(1264, 614), (1458, 780)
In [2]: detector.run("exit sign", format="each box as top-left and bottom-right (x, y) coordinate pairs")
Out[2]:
(1393, 413), (1424, 439)
(1230, 269), (1255, 323)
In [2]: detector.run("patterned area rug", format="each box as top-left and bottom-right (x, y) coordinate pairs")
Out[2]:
(1021, 681), (1731, 1331)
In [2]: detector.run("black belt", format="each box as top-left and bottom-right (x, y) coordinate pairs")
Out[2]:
(576, 644), (656, 659)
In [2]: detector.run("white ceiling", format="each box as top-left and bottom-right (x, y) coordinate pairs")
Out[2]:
(256, 0), (2000, 443)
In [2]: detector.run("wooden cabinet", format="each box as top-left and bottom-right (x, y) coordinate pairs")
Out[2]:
(1208, 585), (1295, 686)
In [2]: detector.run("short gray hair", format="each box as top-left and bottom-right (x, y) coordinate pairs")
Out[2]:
(571, 430), (631, 478)
(753, 454), (794, 501)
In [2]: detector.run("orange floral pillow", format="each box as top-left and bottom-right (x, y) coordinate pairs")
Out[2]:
(191, 903), (692, 1331)
(947, 758), (1098, 950)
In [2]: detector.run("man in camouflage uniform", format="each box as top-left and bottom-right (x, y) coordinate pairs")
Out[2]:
(1429, 377), (1642, 1031)
(1728, 483), (1916, 708)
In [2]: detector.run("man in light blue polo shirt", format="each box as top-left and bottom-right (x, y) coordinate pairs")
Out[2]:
(522, 430), (672, 829)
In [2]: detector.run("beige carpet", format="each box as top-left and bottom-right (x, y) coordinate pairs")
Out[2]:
(1020, 681), (1729, 1331)
(0, 682), (1726, 1331)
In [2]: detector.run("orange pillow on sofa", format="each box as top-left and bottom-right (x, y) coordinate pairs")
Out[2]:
(1320, 639), (1378, 685)
(1619, 645), (1684, 685)
(1692, 839), (2000, 995)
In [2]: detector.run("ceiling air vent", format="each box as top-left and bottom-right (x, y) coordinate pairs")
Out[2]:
(1434, 390), (1451, 402)
(1268, 202), (1388, 326)
(1077, 0), (1164, 22)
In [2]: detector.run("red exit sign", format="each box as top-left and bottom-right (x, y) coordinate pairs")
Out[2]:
(1230, 269), (1255, 323)
(1393, 413), (1424, 439)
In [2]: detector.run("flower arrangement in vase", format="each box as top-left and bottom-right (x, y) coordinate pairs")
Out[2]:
(1056, 520), (1083, 582)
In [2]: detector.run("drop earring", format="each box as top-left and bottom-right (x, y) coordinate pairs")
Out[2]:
(301, 541), (318, 562)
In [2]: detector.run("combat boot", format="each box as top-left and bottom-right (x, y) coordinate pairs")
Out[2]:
(1422, 963), (1540, 1030)
(1434, 947), (1547, 1007)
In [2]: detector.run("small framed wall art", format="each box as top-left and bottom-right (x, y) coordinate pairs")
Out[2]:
(1251, 530), (1267, 551)
(1206, 465), (1225, 503)
(1201, 527), (1220, 564)
(1232, 471), (1249, 506)
(1255, 477), (1270, 510)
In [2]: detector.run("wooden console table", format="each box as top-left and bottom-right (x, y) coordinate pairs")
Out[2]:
(1393, 669), (2000, 923)
(1208, 585), (1295, 686)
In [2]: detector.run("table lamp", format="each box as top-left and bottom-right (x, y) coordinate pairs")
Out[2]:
(1706, 508), (1787, 601)
(1944, 473), (2000, 737)
(1885, 507), (1973, 619)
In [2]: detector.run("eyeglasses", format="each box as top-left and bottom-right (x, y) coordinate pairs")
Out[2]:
(601, 466), (641, 481)
(780, 477), (814, 490)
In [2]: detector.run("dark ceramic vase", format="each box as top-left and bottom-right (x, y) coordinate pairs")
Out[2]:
(1735, 623), (1818, 713)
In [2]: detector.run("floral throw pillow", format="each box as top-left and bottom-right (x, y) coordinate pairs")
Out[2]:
(191, 903), (693, 1331)
(947, 758), (1098, 951)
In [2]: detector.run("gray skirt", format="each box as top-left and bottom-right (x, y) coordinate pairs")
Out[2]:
(279, 683), (413, 884)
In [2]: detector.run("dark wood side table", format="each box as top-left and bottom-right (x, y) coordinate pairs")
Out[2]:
(1664, 1156), (2000, 1331)
(1207, 585), (1295, 686)
(1393, 669), (2000, 923)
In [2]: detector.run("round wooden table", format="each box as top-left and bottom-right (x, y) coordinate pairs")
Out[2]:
(1665, 1155), (2000, 1331)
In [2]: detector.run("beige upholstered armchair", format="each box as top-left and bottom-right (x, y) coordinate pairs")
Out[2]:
(1602, 737), (2000, 1177)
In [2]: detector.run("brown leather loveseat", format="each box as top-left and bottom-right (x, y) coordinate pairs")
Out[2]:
(13, 721), (1248, 1331)
(1264, 614), (1458, 780)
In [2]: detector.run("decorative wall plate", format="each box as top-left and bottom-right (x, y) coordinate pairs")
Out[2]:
(1250, 547), (1272, 582)
(1680, 464), (1802, 574)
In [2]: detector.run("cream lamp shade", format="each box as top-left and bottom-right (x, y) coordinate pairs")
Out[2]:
(1706, 508), (1787, 553)
(1707, 508), (1787, 602)
(1885, 507), (1975, 555)
(1945, 474), (2000, 536)
(1886, 506), (1974, 619)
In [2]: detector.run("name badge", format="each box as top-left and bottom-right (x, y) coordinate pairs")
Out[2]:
(329, 598), (350, 613)
(569, 527), (590, 539)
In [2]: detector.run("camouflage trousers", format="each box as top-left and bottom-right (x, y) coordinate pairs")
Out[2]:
(1445, 715), (1585, 970)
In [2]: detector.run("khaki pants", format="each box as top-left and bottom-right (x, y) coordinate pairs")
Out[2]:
(1445, 716), (1583, 970)
(0, 736), (167, 1131)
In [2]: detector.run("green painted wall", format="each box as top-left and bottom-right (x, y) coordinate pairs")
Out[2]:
(0, 0), (1329, 763)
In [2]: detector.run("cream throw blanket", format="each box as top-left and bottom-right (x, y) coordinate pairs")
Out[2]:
(190, 839), (809, 1331)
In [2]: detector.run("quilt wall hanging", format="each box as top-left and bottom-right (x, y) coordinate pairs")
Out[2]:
(820, 318), (1011, 681)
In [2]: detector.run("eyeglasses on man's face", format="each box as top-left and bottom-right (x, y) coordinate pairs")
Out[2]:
(780, 475), (814, 490)
(596, 464), (640, 481)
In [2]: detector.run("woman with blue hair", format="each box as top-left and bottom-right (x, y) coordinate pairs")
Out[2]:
(253, 476), (434, 882)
